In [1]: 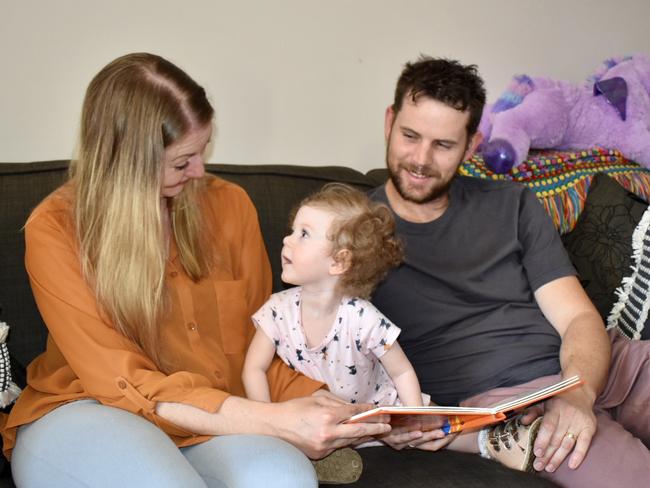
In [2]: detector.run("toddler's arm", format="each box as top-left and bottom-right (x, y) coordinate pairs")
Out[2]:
(242, 329), (277, 402)
(379, 341), (423, 406)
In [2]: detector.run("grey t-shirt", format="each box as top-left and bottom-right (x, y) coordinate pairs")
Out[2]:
(370, 176), (576, 405)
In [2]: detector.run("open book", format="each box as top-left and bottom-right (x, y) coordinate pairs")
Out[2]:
(347, 375), (583, 433)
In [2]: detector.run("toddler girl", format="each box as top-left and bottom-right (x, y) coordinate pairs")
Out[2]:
(243, 182), (426, 408)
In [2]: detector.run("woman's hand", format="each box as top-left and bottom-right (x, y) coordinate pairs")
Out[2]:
(311, 388), (346, 402)
(272, 395), (391, 459)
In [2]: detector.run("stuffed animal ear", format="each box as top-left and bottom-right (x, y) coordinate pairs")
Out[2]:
(594, 76), (628, 121)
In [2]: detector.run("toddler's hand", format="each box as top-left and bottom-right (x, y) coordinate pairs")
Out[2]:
(412, 431), (457, 451)
(378, 415), (447, 451)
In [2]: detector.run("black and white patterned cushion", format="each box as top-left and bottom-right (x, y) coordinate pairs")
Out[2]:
(0, 321), (21, 407)
(562, 174), (648, 321)
(607, 208), (650, 340)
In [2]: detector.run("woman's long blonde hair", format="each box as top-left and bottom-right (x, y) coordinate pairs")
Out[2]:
(70, 53), (214, 370)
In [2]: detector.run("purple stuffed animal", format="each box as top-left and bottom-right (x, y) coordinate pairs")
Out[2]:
(479, 55), (650, 174)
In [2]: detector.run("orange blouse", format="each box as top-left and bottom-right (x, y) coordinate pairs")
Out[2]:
(2, 176), (322, 459)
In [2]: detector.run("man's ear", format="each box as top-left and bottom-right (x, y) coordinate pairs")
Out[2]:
(384, 105), (395, 143)
(463, 131), (484, 161)
(330, 249), (351, 276)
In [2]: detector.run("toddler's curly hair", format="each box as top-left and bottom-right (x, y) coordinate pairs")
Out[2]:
(294, 183), (403, 299)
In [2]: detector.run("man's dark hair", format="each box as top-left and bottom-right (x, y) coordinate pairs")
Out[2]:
(393, 56), (486, 136)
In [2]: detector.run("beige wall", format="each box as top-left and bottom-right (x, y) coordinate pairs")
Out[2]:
(2, 0), (649, 171)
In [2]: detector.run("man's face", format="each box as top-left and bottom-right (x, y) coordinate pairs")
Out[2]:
(385, 96), (479, 205)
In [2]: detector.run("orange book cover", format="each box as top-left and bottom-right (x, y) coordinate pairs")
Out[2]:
(347, 375), (583, 433)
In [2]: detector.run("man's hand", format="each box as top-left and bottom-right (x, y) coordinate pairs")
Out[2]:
(533, 276), (609, 472)
(531, 389), (597, 472)
(272, 395), (391, 459)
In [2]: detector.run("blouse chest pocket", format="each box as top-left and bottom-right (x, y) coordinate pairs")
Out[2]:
(213, 280), (252, 354)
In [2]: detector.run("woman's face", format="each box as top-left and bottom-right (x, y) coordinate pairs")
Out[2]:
(161, 124), (212, 198)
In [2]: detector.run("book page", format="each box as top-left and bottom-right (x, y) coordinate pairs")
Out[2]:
(347, 375), (582, 426)
(490, 375), (582, 413)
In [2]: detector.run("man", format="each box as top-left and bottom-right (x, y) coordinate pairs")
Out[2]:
(367, 56), (650, 487)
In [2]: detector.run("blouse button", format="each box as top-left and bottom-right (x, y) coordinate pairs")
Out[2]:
(187, 322), (197, 331)
(118, 380), (127, 389)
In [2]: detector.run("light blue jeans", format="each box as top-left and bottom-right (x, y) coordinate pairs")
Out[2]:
(12, 399), (317, 487)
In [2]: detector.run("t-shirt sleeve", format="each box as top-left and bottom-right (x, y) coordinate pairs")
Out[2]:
(251, 295), (282, 345)
(256, 294), (325, 400)
(357, 302), (402, 359)
(518, 188), (576, 291)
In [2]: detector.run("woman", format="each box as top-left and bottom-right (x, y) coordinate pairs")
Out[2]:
(2, 53), (388, 487)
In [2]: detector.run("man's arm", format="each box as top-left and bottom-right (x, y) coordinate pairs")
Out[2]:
(533, 275), (611, 472)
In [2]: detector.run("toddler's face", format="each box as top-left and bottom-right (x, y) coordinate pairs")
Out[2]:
(281, 205), (337, 287)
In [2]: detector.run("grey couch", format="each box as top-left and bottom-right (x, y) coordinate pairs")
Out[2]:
(0, 160), (561, 487)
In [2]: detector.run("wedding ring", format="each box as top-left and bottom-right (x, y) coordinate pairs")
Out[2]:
(565, 431), (576, 441)
(408, 443), (416, 448)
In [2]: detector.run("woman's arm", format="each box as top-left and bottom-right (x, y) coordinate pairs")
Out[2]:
(156, 395), (391, 459)
(242, 329), (277, 402)
(379, 341), (423, 406)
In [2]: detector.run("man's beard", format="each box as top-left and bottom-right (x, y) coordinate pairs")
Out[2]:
(385, 149), (457, 204)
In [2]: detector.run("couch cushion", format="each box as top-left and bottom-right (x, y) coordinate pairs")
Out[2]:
(364, 168), (388, 188)
(562, 173), (649, 322)
(346, 447), (558, 487)
(0, 161), (69, 387)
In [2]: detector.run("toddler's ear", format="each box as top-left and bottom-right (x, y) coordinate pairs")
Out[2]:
(330, 249), (352, 276)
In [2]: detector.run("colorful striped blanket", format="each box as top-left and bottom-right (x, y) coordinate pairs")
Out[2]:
(460, 148), (650, 234)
